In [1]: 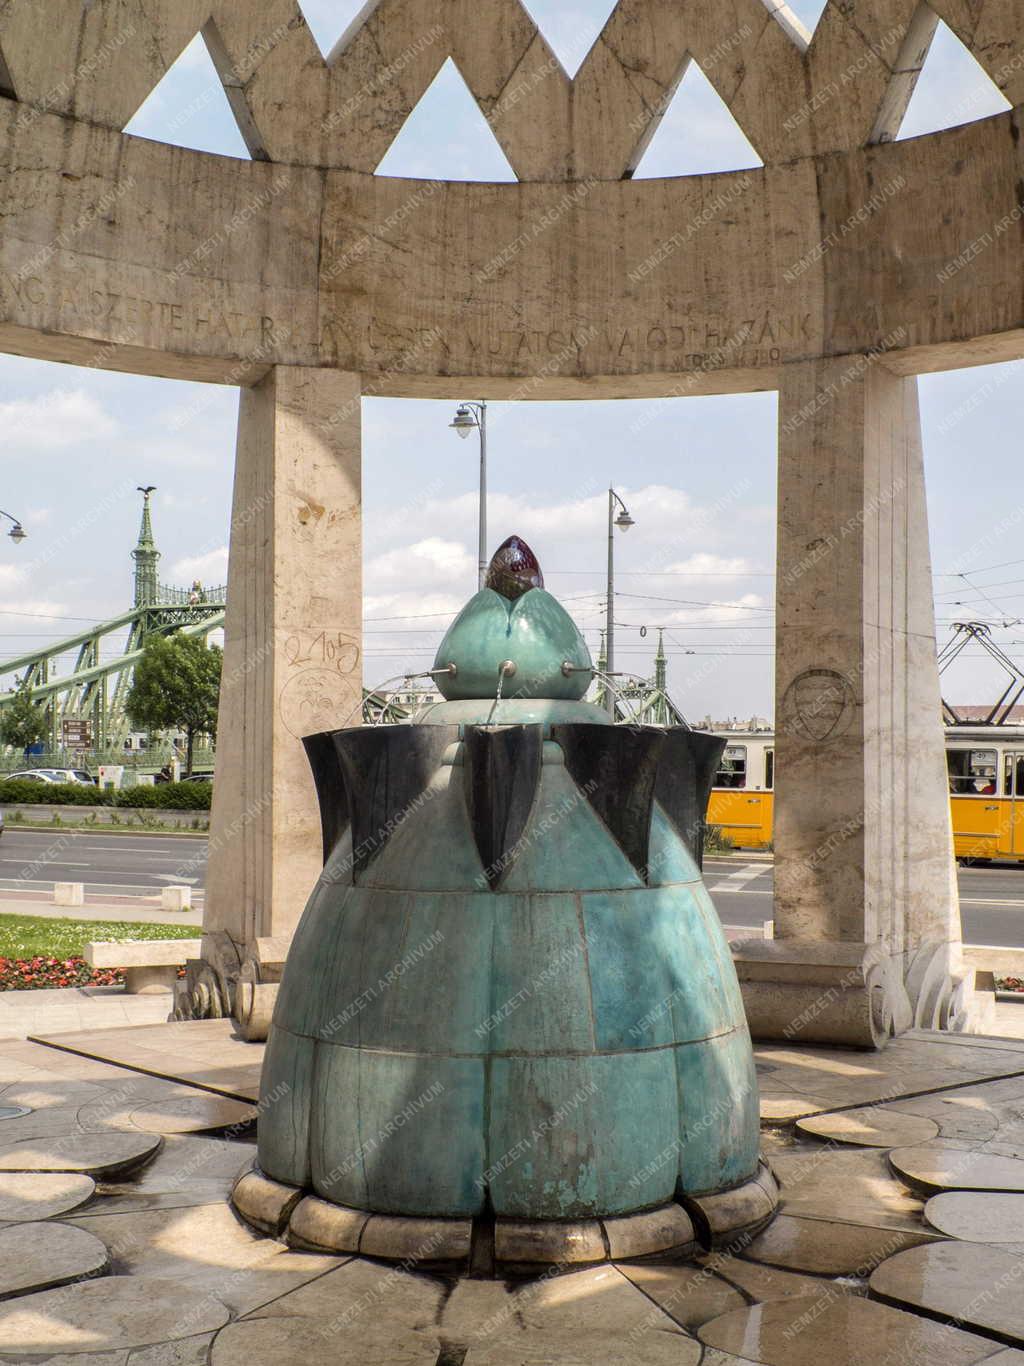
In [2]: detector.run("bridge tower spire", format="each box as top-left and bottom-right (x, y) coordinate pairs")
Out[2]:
(132, 486), (160, 606)
(654, 628), (667, 693)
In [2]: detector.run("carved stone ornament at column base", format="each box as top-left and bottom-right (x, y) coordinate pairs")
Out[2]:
(170, 931), (241, 1022)
(731, 939), (994, 1048)
(231, 936), (289, 1041)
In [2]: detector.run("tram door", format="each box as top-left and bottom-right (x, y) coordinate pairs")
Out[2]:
(1003, 754), (1024, 858)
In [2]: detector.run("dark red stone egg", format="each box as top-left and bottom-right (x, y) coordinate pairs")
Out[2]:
(485, 535), (544, 600)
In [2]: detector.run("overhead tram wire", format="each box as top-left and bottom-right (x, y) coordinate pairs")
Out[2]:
(934, 576), (1024, 597)
(944, 571), (1023, 624)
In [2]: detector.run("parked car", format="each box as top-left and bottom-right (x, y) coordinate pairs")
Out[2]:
(5, 768), (95, 785)
(180, 772), (213, 783)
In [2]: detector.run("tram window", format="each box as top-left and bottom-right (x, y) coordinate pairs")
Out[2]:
(947, 749), (998, 796)
(716, 745), (747, 789)
(765, 750), (774, 791)
(1006, 755), (1024, 797)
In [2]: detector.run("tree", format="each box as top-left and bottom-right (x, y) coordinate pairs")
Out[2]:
(126, 634), (222, 776)
(0, 678), (48, 753)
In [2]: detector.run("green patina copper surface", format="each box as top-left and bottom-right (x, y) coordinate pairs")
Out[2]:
(433, 585), (592, 702)
(258, 537), (760, 1223)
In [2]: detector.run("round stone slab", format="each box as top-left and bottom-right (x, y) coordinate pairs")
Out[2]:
(212, 1316), (701, 1366)
(797, 1107), (939, 1148)
(760, 1096), (820, 1124)
(0, 1105), (33, 1121)
(0, 1171), (95, 1222)
(737, 1213), (930, 1277)
(870, 1242), (1024, 1344)
(0, 1275), (229, 1354)
(211, 1317), (439, 1365)
(700, 1291), (1004, 1365)
(0, 1132), (162, 1178)
(925, 1190), (1024, 1243)
(0, 1221), (108, 1299)
(128, 1096), (257, 1134)
(889, 1145), (1024, 1195)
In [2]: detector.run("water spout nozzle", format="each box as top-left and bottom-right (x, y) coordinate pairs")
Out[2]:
(561, 661), (593, 677)
(498, 660), (517, 678)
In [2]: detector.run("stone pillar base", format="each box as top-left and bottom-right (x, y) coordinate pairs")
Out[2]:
(732, 939), (994, 1047)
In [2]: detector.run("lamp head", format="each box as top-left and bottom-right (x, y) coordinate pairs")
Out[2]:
(7, 523), (25, 544)
(449, 405), (477, 439)
(614, 509), (634, 531)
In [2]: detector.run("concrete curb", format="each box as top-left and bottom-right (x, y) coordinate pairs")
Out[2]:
(5, 822), (209, 838)
(0, 897), (204, 928)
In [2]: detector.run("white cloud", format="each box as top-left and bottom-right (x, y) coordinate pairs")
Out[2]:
(162, 491), (211, 510)
(364, 590), (464, 621)
(655, 593), (770, 628)
(365, 537), (476, 593)
(0, 390), (116, 451)
(172, 547), (228, 583)
(365, 485), (709, 560)
(0, 597), (68, 621)
(665, 553), (753, 577)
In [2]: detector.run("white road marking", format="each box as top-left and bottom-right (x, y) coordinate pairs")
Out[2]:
(44, 846), (203, 857)
(709, 888), (773, 896)
(0, 859), (93, 867)
(707, 864), (766, 892)
(6, 840), (206, 853)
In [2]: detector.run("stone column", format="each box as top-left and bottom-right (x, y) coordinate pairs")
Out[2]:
(733, 357), (974, 1046)
(189, 367), (362, 1016)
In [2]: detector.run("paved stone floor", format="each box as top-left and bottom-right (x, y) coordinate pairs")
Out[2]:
(2, 995), (1024, 1361)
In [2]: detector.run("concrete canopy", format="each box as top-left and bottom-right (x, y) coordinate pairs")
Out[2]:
(0, 0), (1022, 391)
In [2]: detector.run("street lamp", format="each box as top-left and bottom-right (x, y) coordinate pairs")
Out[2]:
(605, 487), (634, 716)
(0, 509), (26, 545)
(449, 400), (487, 590)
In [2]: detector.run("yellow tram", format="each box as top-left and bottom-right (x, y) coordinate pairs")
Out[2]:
(705, 725), (1024, 863)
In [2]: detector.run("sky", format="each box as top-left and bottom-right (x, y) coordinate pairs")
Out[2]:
(1, 0), (1021, 723)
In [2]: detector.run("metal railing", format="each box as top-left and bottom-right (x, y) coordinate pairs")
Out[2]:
(155, 583), (227, 606)
(0, 743), (216, 776)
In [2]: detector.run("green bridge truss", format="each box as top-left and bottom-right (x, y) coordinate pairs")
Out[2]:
(0, 489), (225, 761)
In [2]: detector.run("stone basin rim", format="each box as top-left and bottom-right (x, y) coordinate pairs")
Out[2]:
(231, 1160), (779, 1271)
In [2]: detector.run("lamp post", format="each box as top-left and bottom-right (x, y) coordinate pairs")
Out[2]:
(605, 487), (634, 716)
(0, 509), (26, 545)
(449, 400), (488, 590)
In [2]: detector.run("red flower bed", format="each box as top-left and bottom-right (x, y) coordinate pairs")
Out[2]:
(1000, 976), (1024, 995)
(0, 955), (124, 990)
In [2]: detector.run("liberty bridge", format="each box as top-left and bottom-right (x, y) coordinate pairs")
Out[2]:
(0, 488), (226, 767)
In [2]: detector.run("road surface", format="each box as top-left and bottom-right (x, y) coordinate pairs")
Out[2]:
(0, 827), (207, 899)
(0, 832), (1020, 947)
(703, 854), (1024, 947)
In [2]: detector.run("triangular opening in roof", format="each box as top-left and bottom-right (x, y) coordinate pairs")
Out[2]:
(375, 57), (517, 181)
(520, 0), (619, 77)
(894, 15), (1010, 140)
(781, 0), (826, 44)
(123, 32), (251, 158)
(630, 58), (763, 179)
(297, 0), (369, 61)
(0, 42), (15, 100)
